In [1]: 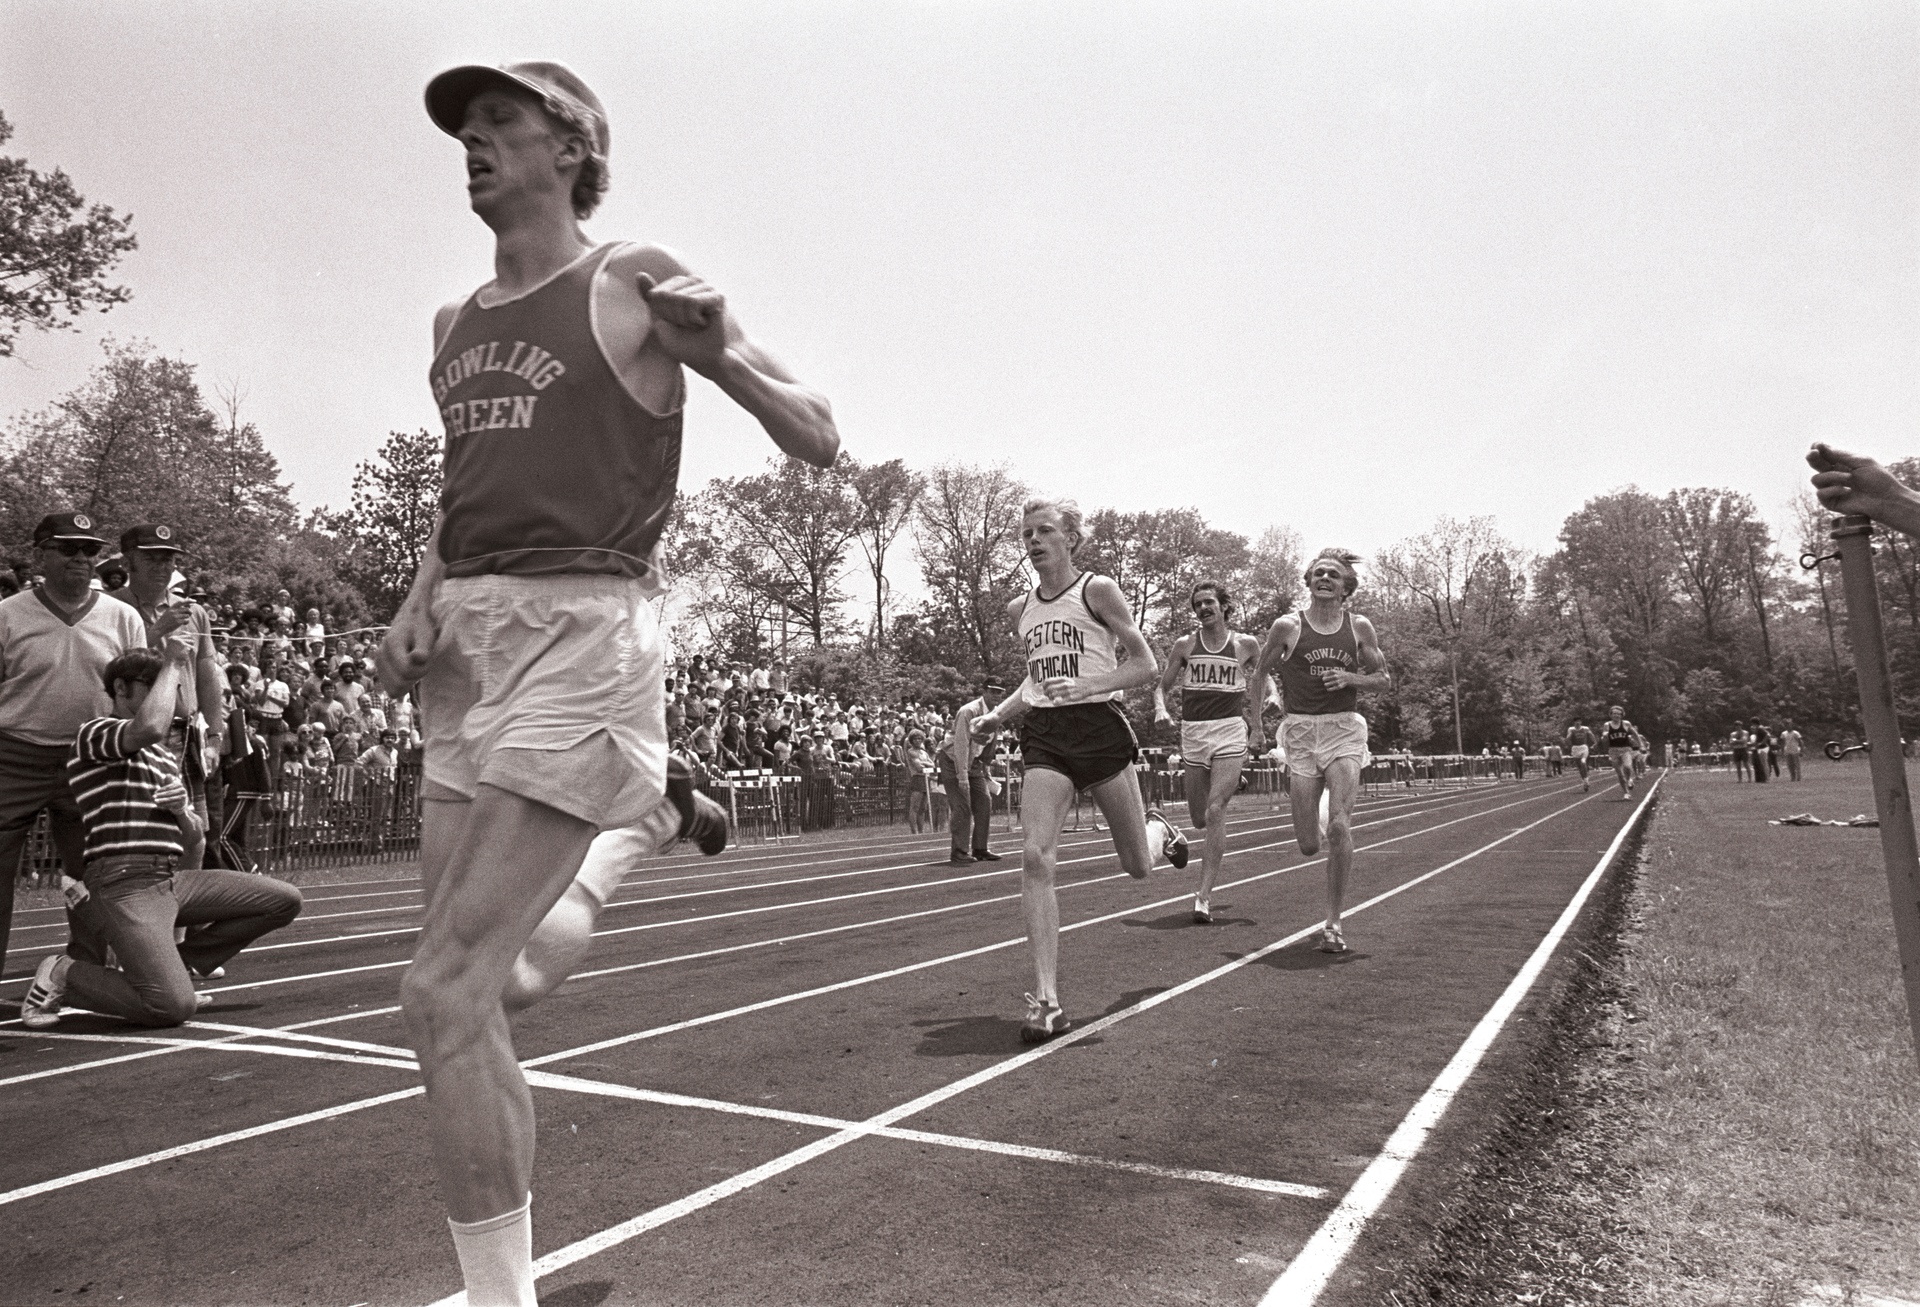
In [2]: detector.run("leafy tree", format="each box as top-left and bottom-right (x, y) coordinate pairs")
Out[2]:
(701, 456), (862, 649)
(334, 428), (442, 620)
(0, 339), (295, 586)
(911, 462), (1029, 684)
(0, 112), (138, 357)
(1375, 515), (1527, 753)
(1240, 525), (1305, 632)
(843, 456), (922, 650)
(1079, 506), (1249, 647)
(1663, 487), (1756, 648)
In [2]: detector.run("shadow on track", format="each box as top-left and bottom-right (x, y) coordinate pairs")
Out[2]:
(538, 1279), (614, 1307)
(1119, 908), (1259, 931)
(1243, 943), (1366, 972)
(910, 987), (1168, 1056)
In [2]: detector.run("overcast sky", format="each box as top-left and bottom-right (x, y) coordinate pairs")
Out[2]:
(2, 0), (1915, 571)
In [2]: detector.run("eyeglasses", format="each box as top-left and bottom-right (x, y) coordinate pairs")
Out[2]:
(44, 540), (102, 558)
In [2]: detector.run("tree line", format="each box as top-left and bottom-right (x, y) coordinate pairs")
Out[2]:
(8, 347), (1910, 756)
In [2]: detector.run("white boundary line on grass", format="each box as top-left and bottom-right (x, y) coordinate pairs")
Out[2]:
(0, 785), (1594, 1213)
(423, 787), (1617, 1304)
(1257, 774), (1664, 1306)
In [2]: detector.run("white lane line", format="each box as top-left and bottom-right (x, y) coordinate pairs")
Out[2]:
(0, 785), (1590, 1207)
(0, 1086), (426, 1209)
(0, 792), (1464, 975)
(0, 1007), (405, 1088)
(1257, 777), (1662, 1306)
(521, 1069), (1329, 1199)
(458, 789), (1613, 1301)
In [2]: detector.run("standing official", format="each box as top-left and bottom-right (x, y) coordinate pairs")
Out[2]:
(118, 524), (226, 864)
(0, 513), (147, 974)
(940, 683), (1003, 865)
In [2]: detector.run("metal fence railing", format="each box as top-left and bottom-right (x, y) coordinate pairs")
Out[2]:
(18, 749), (1587, 882)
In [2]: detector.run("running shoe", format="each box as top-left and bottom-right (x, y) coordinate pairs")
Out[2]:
(190, 964), (226, 982)
(1192, 898), (1212, 924)
(1316, 923), (1349, 954)
(1019, 993), (1072, 1044)
(665, 757), (730, 856)
(21, 955), (71, 1030)
(1148, 808), (1190, 869)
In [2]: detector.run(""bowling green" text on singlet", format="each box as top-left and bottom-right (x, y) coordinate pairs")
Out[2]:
(1181, 631), (1247, 721)
(1018, 573), (1123, 707)
(431, 243), (683, 580)
(1277, 610), (1361, 716)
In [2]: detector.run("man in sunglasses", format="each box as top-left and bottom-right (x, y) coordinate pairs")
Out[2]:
(1249, 548), (1391, 954)
(0, 512), (149, 974)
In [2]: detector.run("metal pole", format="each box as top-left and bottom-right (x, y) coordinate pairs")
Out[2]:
(1830, 513), (1920, 1061)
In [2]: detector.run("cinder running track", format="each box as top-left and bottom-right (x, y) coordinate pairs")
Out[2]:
(1, 772), (1657, 1307)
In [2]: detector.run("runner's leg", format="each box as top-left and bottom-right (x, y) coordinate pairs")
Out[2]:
(1321, 757), (1362, 933)
(1088, 762), (1155, 877)
(1017, 768), (1078, 1005)
(1196, 752), (1243, 910)
(1289, 771), (1326, 858)
(400, 785), (597, 1225)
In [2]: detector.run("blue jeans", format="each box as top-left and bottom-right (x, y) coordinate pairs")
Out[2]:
(64, 855), (303, 1027)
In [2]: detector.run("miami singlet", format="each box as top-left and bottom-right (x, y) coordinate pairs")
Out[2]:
(1277, 611), (1360, 715)
(1019, 574), (1122, 707)
(1182, 631), (1246, 721)
(431, 242), (683, 580)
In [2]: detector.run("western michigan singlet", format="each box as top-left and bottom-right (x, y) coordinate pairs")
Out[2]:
(1018, 573), (1122, 707)
(1181, 630), (1246, 721)
(431, 243), (683, 580)
(1277, 611), (1360, 715)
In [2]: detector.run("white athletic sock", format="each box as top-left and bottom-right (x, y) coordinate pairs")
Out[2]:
(1145, 815), (1170, 863)
(448, 1195), (535, 1307)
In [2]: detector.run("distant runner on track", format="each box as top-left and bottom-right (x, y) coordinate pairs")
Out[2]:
(1563, 721), (1596, 793)
(969, 497), (1187, 1044)
(1601, 706), (1639, 798)
(1154, 581), (1260, 923)
(1249, 549), (1390, 954)
(379, 61), (838, 1307)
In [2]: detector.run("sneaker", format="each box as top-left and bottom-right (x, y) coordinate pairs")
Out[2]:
(665, 757), (729, 856)
(1019, 993), (1072, 1044)
(1147, 808), (1189, 869)
(190, 964), (226, 982)
(1191, 899), (1212, 924)
(21, 955), (72, 1030)
(972, 849), (1002, 862)
(194, 991), (212, 1012)
(948, 851), (975, 866)
(1316, 923), (1349, 954)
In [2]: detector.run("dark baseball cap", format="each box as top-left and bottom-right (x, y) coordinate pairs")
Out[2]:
(425, 61), (609, 156)
(121, 523), (183, 553)
(33, 512), (106, 547)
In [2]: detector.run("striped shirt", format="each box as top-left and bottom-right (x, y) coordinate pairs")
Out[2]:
(67, 717), (185, 864)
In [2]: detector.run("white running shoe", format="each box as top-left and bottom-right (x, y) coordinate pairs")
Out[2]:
(21, 955), (71, 1030)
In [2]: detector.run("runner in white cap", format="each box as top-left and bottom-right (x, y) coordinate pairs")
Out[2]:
(382, 61), (838, 1307)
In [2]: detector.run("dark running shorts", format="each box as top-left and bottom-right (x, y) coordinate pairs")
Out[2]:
(1020, 702), (1139, 792)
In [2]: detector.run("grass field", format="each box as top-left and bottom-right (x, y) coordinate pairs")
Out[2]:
(1378, 762), (1920, 1307)
(1617, 763), (1920, 1304)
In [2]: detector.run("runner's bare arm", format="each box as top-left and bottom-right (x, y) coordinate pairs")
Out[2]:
(1319, 614), (1393, 692)
(622, 245), (838, 468)
(1154, 634), (1191, 724)
(974, 595), (1037, 737)
(1237, 632), (1264, 739)
(1246, 620), (1287, 751)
